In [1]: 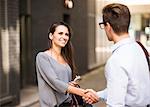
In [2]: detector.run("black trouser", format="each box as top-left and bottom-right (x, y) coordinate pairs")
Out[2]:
(54, 101), (94, 107)
(59, 102), (72, 107)
(54, 102), (72, 107)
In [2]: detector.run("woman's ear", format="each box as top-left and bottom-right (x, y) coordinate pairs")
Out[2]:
(49, 33), (53, 40)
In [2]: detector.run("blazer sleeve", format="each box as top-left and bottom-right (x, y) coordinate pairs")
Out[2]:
(36, 52), (69, 94)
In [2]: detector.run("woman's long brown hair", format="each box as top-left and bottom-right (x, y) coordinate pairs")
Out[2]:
(48, 22), (77, 79)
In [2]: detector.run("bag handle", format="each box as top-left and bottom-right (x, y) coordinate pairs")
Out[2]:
(136, 41), (150, 71)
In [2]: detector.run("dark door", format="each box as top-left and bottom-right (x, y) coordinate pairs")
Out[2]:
(20, 0), (35, 88)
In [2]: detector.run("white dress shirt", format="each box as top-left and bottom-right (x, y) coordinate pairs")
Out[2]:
(97, 37), (150, 107)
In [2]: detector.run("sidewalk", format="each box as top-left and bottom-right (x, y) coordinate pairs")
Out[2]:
(18, 66), (107, 107)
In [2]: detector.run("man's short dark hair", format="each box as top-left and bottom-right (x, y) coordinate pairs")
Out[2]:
(102, 3), (131, 35)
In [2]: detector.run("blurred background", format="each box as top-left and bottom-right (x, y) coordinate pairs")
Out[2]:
(0, 0), (150, 106)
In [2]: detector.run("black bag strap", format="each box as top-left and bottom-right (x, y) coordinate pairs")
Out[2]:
(136, 41), (150, 71)
(136, 41), (150, 107)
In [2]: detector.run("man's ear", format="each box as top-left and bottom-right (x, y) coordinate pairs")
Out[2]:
(106, 22), (112, 31)
(106, 22), (110, 28)
(49, 33), (53, 40)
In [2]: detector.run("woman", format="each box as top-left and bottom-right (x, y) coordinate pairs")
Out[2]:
(36, 22), (98, 107)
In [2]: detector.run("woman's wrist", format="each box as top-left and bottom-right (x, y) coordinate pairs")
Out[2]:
(67, 85), (86, 97)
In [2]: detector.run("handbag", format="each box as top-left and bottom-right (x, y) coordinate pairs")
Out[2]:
(71, 85), (93, 107)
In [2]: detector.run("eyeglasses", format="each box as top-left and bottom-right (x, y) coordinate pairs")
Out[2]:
(99, 22), (106, 29)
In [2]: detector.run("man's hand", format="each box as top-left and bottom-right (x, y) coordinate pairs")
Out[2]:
(82, 89), (99, 104)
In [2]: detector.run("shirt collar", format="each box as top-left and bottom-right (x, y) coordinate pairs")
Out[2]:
(111, 37), (135, 53)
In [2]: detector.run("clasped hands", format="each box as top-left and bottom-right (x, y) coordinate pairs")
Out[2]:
(82, 89), (99, 104)
(69, 81), (99, 104)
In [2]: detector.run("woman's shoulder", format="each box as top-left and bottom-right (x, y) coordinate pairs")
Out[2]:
(36, 51), (49, 60)
(36, 51), (44, 56)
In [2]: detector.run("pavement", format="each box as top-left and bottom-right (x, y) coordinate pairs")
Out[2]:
(17, 66), (107, 107)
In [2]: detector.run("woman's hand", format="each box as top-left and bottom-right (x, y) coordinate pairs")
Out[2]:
(69, 81), (78, 87)
(82, 89), (99, 104)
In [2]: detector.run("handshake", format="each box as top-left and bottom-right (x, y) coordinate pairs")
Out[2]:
(82, 89), (99, 104)
(69, 76), (100, 104)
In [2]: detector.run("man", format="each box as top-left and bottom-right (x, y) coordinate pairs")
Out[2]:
(84, 3), (150, 107)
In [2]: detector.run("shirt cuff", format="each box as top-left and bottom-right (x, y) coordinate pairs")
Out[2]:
(96, 89), (107, 101)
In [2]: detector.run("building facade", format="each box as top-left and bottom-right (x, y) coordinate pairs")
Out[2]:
(1, 0), (149, 106)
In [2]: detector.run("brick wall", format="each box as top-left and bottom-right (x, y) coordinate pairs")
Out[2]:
(7, 0), (20, 105)
(0, 0), (20, 105)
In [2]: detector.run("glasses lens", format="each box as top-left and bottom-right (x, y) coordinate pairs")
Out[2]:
(99, 23), (105, 29)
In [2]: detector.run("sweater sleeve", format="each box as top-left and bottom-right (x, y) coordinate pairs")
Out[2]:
(36, 52), (69, 94)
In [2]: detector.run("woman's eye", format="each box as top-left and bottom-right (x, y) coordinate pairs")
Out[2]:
(58, 32), (69, 36)
(58, 32), (63, 35)
(65, 33), (69, 36)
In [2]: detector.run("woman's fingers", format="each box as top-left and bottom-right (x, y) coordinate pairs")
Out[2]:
(83, 89), (99, 104)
